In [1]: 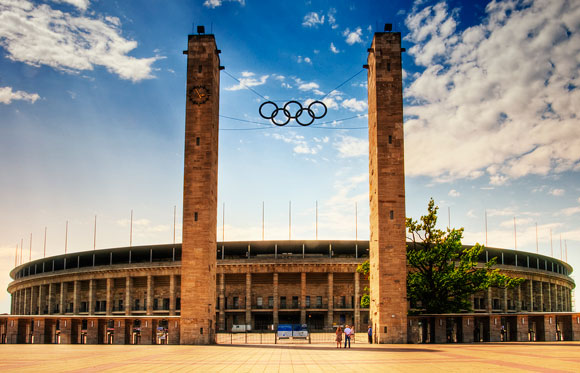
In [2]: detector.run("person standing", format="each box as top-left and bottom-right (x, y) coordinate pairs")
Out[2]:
(368, 325), (372, 344)
(335, 326), (343, 348)
(344, 325), (351, 348)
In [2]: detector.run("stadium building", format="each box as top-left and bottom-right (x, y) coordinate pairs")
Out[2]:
(1, 27), (579, 344)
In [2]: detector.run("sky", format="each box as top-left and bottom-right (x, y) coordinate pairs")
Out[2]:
(0, 0), (579, 314)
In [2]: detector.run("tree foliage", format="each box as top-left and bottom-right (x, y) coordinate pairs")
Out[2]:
(358, 198), (524, 313)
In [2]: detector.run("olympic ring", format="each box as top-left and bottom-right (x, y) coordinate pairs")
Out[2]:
(259, 100), (327, 126)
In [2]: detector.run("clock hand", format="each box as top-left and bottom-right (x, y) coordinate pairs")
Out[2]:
(195, 89), (202, 98)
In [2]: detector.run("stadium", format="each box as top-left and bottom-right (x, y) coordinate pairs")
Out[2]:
(2, 240), (577, 344)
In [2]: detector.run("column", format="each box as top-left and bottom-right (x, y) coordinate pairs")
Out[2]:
(125, 276), (132, 315)
(555, 285), (559, 312)
(47, 283), (53, 315)
(273, 273), (279, 327)
(218, 273), (225, 330)
(547, 282), (552, 312)
(327, 273), (334, 328)
(73, 280), (80, 314)
(539, 281), (544, 312)
(106, 278), (112, 315)
(528, 280), (534, 312)
(169, 274), (176, 316)
(88, 279), (95, 315)
(354, 271), (360, 332)
(29, 286), (36, 315)
(146, 275), (153, 316)
(486, 287), (492, 312)
(60, 282), (66, 314)
(39, 285), (46, 314)
(502, 287), (508, 312)
(24, 287), (29, 315)
(245, 272), (252, 326)
(516, 284), (522, 312)
(300, 272), (306, 325)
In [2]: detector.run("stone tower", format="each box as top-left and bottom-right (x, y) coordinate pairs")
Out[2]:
(367, 29), (407, 343)
(180, 32), (220, 344)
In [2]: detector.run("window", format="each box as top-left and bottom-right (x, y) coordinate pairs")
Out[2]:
(134, 299), (140, 310)
(305, 296), (310, 308)
(118, 299), (123, 311)
(154, 298), (159, 310)
(233, 297), (239, 308)
(340, 296), (346, 308)
(280, 296), (286, 309)
(176, 297), (181, 310)
(493, 298), (500, 310)
(268, 296), (273, 308)
(163, 298), (170, 310)
(317, 296), (322, 308)
(257, 297), (263, 308)
(292, 296), (299, 308)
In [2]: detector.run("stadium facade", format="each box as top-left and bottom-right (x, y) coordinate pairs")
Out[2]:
(2, 27), (579, 344)
(2, 241), (578, 344)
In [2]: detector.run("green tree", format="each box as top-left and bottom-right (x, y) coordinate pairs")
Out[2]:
(357, 198), (524, 313)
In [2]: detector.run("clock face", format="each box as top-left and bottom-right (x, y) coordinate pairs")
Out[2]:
(188, 85), (210, 105)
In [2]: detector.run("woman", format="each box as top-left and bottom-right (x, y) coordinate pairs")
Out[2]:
(335, 326), (343, 348)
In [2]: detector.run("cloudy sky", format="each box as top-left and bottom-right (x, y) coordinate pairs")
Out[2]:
(1, 0), (579, 313)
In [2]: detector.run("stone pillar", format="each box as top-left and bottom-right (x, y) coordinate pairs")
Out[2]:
(544, 315), (557, 341)
(245, 272), (252, 327)
(60, 282), (66, 315)
(113, 319), (126, 345)
(516, 284), (522, 312)
(23, 287), (29, 315)
(218, 273), (225, 330)
(273, 273), (279, 327)
(502, 287), (508, 313)
(327, 273), (334, 329)
(106, 278), (114, 315)
(86, 318), (99, 344)
(169, 274), (176, 316)
(486, 288), (492, 313)
(88, 279), (95, 315)
(30, 286), (37, 314)
(73, 280), (80, 314)
(367, 29), (407, 344)
(60, 318), (72, 344)
(125, 276), (132, 315)
(547, 282), (553, 312)
(539, 281), (544, 312)
(516, 315), (528, 341)
(528, 280), (534, 312)
(555, 285), (560, 312)
(300, 272), (306, 325)
(141, 319), (153, 345)
(180, 32), (220, 345)
(434, 317), (446, 343)
(47, 284), (53, 315)
(169, 319), (180, 345)
(462, 316), (474, 343)
(39, 285), (46, 315)
(354, 271), (360, 332)
(147, 275), (153, 316)
(489, 316), (502, 342)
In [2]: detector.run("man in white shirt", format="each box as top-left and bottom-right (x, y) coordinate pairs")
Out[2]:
(344, 325), (351, 348)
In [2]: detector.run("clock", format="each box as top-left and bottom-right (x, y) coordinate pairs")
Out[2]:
(188, 85), (210, 105)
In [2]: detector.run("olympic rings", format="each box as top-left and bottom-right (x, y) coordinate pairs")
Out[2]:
(259, 100), (327, 126)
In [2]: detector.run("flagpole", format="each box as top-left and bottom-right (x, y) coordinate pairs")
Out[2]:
(513, 216), (517, 251)
(222, 202), (225, 242)
(550, 229), (553, 257)
(130, 210), (133, 247)
(289, 201), (292, 240)
(315, 200), (318, 240)
(261, 201), (265, 241)
(15, 244), (18, 267)
(173, 206), (176, 244)
(535, 222), (538, 254)
(93, 215), (97, 250)
(65, 221), (68, 254)
(44, 226), (47, 258)
(559, 234), (562, 259)
(485, 209), (488, 246)
(355, 202), (358, 241)
(29, 233), (32, 262)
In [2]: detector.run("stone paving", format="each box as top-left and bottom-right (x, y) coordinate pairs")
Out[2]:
(0, 342), (579, 372)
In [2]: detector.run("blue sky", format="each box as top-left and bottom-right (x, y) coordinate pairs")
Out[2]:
(1, 0), (579, 313)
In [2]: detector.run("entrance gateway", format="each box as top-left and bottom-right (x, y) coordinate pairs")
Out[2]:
(180, 25), (407, 344)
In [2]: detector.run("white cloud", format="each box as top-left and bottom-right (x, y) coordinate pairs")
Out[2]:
(203, 0), (245, 9)
(0, 86), (40, 104)
(343, 27), (363, 45)
(52, 0), (90, 11)
(298, 81), (319, 91)
(0, 0), (161, 82)
(270, 132), (323, 155)
(549, 188), (565, 196)
(341, 98), (367, 112)
(328, 8), (338, 29)
(334, 135), (367, 158)
(561, 206), (580, 216)
(297, 55), (313, 64)
(304, 57), (312, 64)
(225, 72), (268, 91)
(330, 42), (339, 53)
(302, 12), (325, 27)
(448, 189), (460, 197)
(403, 0), (580, 183)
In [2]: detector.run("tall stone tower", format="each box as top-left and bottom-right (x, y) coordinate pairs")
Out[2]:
(367, 28), (407, 343)
(180, 32), (220, 344)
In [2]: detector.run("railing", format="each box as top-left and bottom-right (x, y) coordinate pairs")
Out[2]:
(215, 332), (368, 345)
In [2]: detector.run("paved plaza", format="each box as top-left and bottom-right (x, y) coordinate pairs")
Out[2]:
(0, 342), (579, 372)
